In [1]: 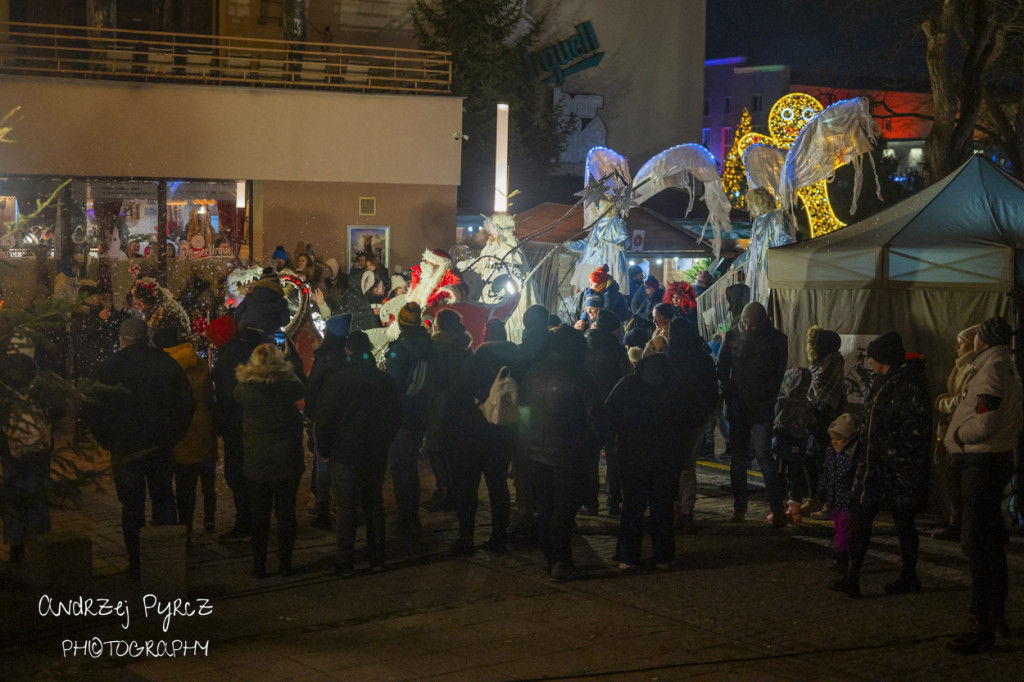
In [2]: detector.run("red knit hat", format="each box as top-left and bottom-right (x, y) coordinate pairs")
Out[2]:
(205, 314), (237, 348)
(589, 264), (611, 292)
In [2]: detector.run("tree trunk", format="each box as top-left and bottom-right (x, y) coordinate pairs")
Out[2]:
(923, 5), (956, 184)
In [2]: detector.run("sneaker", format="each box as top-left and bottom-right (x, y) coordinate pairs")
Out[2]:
(731, 510), (746, 523)
(884, 576), (922, 595)
(932, 525), (961, 541)
(947, 616), (995, 654)
(617, 561), (637, 571)
(800, 498), (824, 515)
(830, 577), (860, 598)
(322, 562), (355, 578)
(810, 505), (833, 521)
(219, 526), (251, 542)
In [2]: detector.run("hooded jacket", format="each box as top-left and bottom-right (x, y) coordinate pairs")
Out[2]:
(385, 326), (437, 432)
(234, 278), (290, 342)
(164, 341), (217, 466)
(859, 358), (932, 510)
(945, 345), (1022, 457)
(233, 362), (306, 483)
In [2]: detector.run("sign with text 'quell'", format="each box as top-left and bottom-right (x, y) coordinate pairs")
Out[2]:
(525, 21), (603, 85)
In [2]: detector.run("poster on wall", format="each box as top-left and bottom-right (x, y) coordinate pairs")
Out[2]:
(347, 226), (389, 271)
(838, 334), (877, 405)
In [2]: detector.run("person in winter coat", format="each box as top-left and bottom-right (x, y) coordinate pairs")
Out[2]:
(663, 281), (698, 326)
(519, 325), (600, 580)
(384, 302), (437, 537)
(641, 302), (674, 359)
(932, 325), (978, 541)
(234, 343), (306, 578)
(88, 317), (194, 573)
(819, 413), (860, 574)
(206, 315), (256, 541)
(70, 287), (128, 380)
(444, 318), (520, 554)
(944, 317), (1022, 653)
(668, 317), (718, 534)
(717, 302), (788, 523)
(626, 264), (646, 301)
(305, 313), (353, 530)
(629, 276), (664, 340)
(317, 331), (403, 576)
(770, 367), (815, 525)
(154, 327), (218, 546)
(832, 331), (931, 598)
(605, 316), (715, 568)
(803, 326), (846, 516)
(724, 270), (751, 330)
(234, 268), (290, 343)
(425, 309), (474, 520)
(584, 309), (633, 516)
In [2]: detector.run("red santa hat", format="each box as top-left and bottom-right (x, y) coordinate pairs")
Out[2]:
(589, 264), (611, 292)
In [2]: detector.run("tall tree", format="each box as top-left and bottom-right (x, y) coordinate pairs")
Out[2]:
(411, 0), (571, 212)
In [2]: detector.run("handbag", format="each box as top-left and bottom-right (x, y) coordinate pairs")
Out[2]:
(477, 366), (519, 426)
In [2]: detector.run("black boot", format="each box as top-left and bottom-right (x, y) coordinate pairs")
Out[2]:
(833, 551), (849, 574)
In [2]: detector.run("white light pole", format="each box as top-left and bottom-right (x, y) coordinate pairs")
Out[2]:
(494, 102), (509, 213)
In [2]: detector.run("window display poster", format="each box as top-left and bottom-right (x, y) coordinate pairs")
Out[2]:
(347, 226), (389, 271)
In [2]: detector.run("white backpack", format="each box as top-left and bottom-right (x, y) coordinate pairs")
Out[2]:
(478, 366), (519, 426)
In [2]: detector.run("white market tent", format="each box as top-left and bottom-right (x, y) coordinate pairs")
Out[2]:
(766, 155), (1024, 395)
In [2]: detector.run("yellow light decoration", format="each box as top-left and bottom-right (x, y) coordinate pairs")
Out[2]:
(721, 108), (752, 209)
(734, 93), (846, 238)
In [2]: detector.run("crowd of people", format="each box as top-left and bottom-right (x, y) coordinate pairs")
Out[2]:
(2, 240), (1021, 656)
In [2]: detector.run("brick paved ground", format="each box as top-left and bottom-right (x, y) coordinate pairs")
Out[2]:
(1, 445), (1022, 680)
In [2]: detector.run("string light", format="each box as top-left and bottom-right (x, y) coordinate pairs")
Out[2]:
(721, 108), (752, 209)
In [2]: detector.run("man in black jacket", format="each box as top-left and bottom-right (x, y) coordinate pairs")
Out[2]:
(89, 317), (194, 573)
(234, 268), (290, 342)
(717, 302), (788, 523)
(317, 331), (402, 575)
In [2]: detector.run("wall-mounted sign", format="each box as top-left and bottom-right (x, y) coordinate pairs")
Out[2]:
(525, 21), (603, 85)
(631, 230), (645, 252)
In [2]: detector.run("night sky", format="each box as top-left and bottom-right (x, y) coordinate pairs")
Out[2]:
(706, 0), (928, 85)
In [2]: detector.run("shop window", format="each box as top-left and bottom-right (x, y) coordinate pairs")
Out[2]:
(702, 128), (711, 148)
(751, 94), (763, 112)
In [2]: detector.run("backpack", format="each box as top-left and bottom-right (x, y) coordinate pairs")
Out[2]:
(478, 366), (519, 426)
(4, 395), (53, 459)
(405, 356), (436, 399)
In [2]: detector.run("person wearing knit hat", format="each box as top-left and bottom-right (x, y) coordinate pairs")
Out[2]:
(626, 264), (645, 300)
(833, 330), (931, 599)
(932, 324), (980, 541)
(390, 274), (407, 296)
(272, 246), (290, 271)
(385, 300), (436, 538)
(324, 257), (339, 280)
(943, 315), (1023, 651)
(821, 412), (860, 572)
(325, 313), (352, 339)
(865, 331), (905, 370)
(589, 264), (611, 293)
(718, 295), (788, 524)
(594, 308), (621, 334)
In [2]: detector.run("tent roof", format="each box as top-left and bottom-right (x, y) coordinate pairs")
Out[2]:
(767, 156), (1024, 290)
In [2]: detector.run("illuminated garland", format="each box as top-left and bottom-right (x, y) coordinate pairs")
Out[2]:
(722, 108), (752, 209)
(734, 93), (846, 238)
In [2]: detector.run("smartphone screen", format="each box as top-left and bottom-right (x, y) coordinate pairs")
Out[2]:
(273, 331), (286, 351)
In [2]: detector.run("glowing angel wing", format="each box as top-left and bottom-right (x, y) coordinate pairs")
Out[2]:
(582, 146), (631, 226)
(632, 144), (732, 256)
(778, 97), (881, 215)
(742, 144), (787, 197)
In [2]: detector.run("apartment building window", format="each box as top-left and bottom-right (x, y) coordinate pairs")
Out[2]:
(702, 128), (711, 148)
(703, 98), (710, 116)
(751, 94), (763, 112)
(723, 96), (732, 115)
(721, 126), (733, 161)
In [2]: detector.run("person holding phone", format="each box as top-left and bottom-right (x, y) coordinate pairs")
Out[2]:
(234, 267), (290, 343)
(573, 292), (604, 332)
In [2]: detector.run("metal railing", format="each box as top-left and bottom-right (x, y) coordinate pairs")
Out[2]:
(0, 21), (451, 95)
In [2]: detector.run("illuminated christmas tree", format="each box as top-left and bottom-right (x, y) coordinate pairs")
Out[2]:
(722, 108), (751, 209)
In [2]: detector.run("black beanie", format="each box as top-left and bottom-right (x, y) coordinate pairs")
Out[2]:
(866, 331), (905, 366)
(977, 316), (1012, 347)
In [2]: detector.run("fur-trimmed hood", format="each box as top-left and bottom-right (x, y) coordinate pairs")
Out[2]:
(236, 362), (301, 384)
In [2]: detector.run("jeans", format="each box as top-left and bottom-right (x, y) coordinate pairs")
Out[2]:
(173, 459), (216, 534)
(249, 477), (299, 573)
(112, 449), (177, 562)
(730, 420), (782, 514)
(388, 428), (423, 530)
(332, 459), (387, 568)
(961, 454), (1013, 620)
(847, 503), (918, 583)
(530, 459), (584, 567)
(222, 435), (250, 530)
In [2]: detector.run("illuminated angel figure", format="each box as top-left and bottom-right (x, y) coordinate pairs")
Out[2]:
(569, 144), (732, 290)
(736, 93), (879, 238)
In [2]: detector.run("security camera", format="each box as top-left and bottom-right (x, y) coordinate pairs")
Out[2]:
(453, 132), (468, 141)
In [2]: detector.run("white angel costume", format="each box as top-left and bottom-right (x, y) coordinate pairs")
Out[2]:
(569, 147), (631, 291)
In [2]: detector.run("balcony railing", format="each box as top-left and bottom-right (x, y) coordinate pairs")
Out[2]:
(0, 21), (451, 95)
